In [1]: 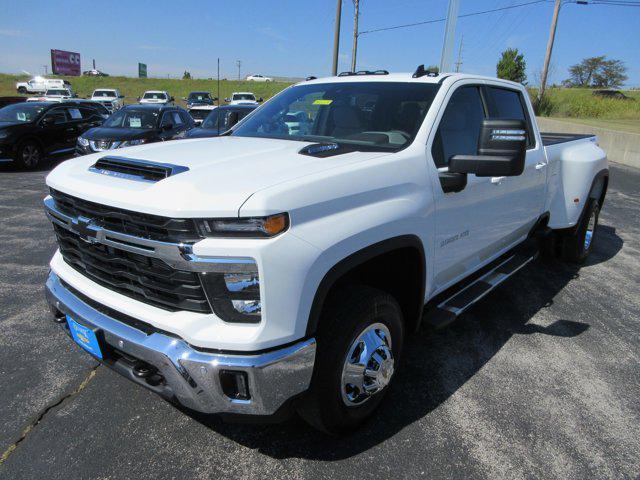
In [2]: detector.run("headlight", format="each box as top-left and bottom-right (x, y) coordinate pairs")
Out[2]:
(77, 136), (89, 147)
(119, 139), (146, 148)
(196, 213), (289, 238)
(199, 263), (262, 323)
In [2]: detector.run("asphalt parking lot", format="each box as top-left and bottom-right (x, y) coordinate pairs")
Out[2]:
(0, 158), (638, 480)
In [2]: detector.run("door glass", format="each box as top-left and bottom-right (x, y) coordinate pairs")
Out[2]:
(67, 108), (82, 120)
(160, 113), (173, 128)
(431, 86), (485, 168)
(43, 109), (68, 125)
(172, 111), (183, 125)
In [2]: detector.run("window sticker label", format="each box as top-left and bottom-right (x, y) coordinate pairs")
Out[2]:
(69, 108), (82, 119)
(17, 112), (26, 121)
(129, 117), (142, 128)
(313, 99), (333, 105)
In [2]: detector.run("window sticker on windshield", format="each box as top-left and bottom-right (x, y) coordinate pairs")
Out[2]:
(17, 112), (27, 121)
(69, 108), (82, 119)
(130, 117), (142, 128)
(313, 99), (333, 105)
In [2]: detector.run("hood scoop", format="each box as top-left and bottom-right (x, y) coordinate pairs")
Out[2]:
(89, 156), (189, 182)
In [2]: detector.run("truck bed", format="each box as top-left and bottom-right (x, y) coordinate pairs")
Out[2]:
(541, 132), (595, 146)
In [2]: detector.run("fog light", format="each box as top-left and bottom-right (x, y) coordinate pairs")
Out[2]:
(220, 370), (251, 400)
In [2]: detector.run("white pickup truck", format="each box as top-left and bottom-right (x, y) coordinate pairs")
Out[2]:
(90, 89), (124, 112)
(16, 76), (72, 94)
(44, 70), (608, 434)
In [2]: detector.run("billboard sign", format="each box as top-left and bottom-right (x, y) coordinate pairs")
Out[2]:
(50, 49), (81, 76)
(138, 63), (147, 78)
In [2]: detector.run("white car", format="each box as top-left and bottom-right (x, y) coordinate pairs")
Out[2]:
(139, 91), (173, 105)
(44, 71), (608, 434)
(246, 74), (273, 82)
(16, 77), (72, 94)
(90, 89), (124, 112)
(26, 88), (75, 103)
(225, 92), (263, 106)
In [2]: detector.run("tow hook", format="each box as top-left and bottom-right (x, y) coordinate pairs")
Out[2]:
(133, 362), (156, 379)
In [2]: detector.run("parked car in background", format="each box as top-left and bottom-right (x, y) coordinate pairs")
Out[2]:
(83, 69), (109, 77)
(0, 101), (104, 168)
(27, 88), (76, 103)
(186, 104), (256, 137)
(183, 91), (216, 109)
(187, 105), (217, 125)
(15, 77), (72, 94)
(246, 74), (273, 82)
(225, 92), (263, 105)
(90, 89), (125, 112)
(75, 104), (194, 155)
(139, 91), (174, 105)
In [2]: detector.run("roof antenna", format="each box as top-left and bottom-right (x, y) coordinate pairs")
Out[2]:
(412, 65), (426, 78)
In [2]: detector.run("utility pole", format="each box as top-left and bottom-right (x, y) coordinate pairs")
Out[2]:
(43, 65), (48, 75)
(454, 34), (464, 72)
(236, 60), (242, 80)
(92, 58), (96, 70)
(538, 0), (561, 103)
(331, 0), (342, 76)
(440, 0), (460, 73)
(350, 0), (359, 72)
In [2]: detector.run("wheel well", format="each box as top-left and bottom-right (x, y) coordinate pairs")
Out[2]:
(306, 236), (426, 336)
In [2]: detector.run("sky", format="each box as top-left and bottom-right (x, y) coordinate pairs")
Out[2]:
(0, 0), (639, 86)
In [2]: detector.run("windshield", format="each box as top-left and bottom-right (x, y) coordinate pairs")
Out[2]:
(47, 89), (70, 96)
(93, 90), (116, 97)
(143, 92), (167, 100)
(233, 94), (255, 101)
(0, 103), (45, 123)
(202, 108), (253, 130)
(189, 93), (211, 101)
(231, 82), (439, 151)
(103, 109), (158, 129)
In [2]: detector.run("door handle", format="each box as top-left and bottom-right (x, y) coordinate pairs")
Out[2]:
(535, 162), (547, 170)
(491, 176), (506, 185)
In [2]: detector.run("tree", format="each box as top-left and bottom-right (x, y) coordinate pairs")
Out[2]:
(496, 48), (527, 84)
(182, 70), (192, 80)
(564, 56), (627, 88)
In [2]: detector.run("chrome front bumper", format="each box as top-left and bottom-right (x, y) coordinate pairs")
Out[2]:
(45, 272), (316, 416)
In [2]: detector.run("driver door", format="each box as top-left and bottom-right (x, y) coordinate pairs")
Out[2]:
(428, 84), (516, 294)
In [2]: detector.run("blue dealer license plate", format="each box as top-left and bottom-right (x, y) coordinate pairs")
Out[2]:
(67, 315), (103, 359)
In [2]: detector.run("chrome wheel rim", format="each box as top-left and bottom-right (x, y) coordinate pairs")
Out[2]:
(341, 322), (394, 406)
(22, 145), (40, 167)
(584, 208), (597, 250)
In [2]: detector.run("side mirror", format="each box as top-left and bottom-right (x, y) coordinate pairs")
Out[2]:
(169, 97), (175, 102)
(162, 123), (174, 131)
(226, 111), (240, 128)
(449, 119), (527, 177)
(257, 97), (264, 103)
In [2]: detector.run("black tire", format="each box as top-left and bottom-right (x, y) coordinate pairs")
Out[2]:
(17, 86), (27, 94)
(297, 285), (404, 435)
(561, 199), (600, 263)
(17, 140), (43, 170)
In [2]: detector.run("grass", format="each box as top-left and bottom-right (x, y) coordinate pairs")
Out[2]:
(541, 117), (640, 135)
(0, 73), (292, 108)
(528, 87), (640, 121)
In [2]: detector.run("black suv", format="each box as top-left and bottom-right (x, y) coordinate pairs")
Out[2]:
(0, 101), (105, 169)
(76, 104), (195, 156)
(184, 91), (216, 108)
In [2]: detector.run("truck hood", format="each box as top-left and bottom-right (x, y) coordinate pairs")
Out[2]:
(46, 136), (389, 218)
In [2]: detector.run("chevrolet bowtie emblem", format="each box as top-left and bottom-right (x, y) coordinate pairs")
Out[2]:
(71, 216), (98, 243)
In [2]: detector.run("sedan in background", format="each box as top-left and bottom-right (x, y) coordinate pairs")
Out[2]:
(246, 74), (273, 82)
(0, 101), (104, 169)
(185, 104), (256, 138)
(75, 104), (194, 155)
(138, 91), (174, 105)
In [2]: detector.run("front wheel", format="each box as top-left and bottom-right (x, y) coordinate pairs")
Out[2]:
(17, 141), (43, 170)
(297, 286), (404, 434)
(17, 86), (27, 94)
(561, 199), (600, 263)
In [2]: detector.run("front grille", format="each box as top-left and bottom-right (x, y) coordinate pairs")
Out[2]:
(54, 224), (211, 313)
(50, 189), (202, 243)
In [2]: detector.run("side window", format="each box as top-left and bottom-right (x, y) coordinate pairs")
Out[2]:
(172, 111), (184, 126)
(179, 111), (192, 126)
(431, 86), (485, 168)
(486, 87), (534, 148)
(67, 107), (83, 120)
(43, 108), (68, 125)
(160, 112), (174, 128)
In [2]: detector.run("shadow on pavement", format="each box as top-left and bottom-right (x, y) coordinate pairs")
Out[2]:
(0, 155), (69, 173)
(184, 224), (623, 461)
